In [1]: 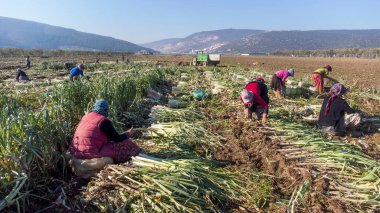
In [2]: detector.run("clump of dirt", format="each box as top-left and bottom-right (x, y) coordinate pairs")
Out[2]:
(207, 119), (256, 165)
(362, 133), (380, 159)
(358, 97), (380, 115)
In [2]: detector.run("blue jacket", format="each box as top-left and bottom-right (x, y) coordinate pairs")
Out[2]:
(70, 67), (84, 77)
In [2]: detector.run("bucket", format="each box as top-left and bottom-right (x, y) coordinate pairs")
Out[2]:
(192, 90), (207, 101)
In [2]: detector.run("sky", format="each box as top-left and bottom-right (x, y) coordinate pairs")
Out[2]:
(1, 0), (380, 44)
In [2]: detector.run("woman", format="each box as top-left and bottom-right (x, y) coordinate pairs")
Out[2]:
(240, 77), (269, 125)
(318, 83), (361, 136)
(270, 69), (294, 99)
(312, 65), (338, 94)
(69, 64), (85, 81)
(69, 99), (141, 163)
(16, 68), (30, 82)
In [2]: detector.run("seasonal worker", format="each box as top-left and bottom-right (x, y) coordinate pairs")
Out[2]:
(69, 99), (142, 163)
(240, 77), (269, 124)
(312, 65), (338, 94)
(16, 68), (30, 82)
(270, 69), (295, 99)
(25, 56), (31, 69)
(69, 63), (85, 81)
(318, 83), (362, 136)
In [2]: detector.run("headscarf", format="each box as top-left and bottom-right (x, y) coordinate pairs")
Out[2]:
(93, 99), (109, 117)
(256, 77), (265, 83)
(324, 83), (348, 116)
(324, 65), (332, 72)
(287, 69), (295, 77)
(241, 89), (254, 104)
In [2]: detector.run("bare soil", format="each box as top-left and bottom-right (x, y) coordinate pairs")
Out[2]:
(200, 96), (356, 212)
(2, 55), (380, 88)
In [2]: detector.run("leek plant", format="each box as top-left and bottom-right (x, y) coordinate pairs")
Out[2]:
(149, 105), (205, 123)
(274, 120), (380, 209)
(146, 122), (222, 158)
(84, 155), (252, 212)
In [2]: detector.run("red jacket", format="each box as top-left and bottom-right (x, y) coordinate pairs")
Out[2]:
(240, 82), (269, 110)
(70, 112), (115, 159)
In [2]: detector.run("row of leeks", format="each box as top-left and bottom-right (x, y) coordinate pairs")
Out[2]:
(0, 96), (70, 212)
(274, 120), (380, 210)
(145, 122), (223, 158)
(146, 105), (222, 158)
(146, 84), (221, 157)
(148, 105), (205, 123)
(84, 155), (253, 213)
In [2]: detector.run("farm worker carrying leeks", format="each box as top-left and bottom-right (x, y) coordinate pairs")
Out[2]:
(69, 63), (85, 81)
(69, 99), (142, 163)
(318, 83), (362, 136)
(312, 65), (338, 94)
(270, 69), (295, 99)
(16, 68), (30, 82)
(240, 77), (269, 124)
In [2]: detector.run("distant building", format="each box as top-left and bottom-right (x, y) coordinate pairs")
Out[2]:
(137, 50), (153, 55)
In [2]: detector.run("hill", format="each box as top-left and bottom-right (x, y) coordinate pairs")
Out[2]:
(0, 16), (155, 53)
(143, 29), (380, 54)
(142, 29), (264, 53)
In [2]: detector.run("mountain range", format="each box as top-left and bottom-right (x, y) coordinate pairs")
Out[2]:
(2, 16), (380, 54)
(0, 16), (154, 53)
(142, 29), (380, 54)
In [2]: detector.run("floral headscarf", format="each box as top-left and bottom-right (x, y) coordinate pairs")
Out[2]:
(325, 83), (348, 115)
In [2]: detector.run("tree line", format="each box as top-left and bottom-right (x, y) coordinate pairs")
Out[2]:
(0, 48), (132, 58)
(272, 48), (380, 59)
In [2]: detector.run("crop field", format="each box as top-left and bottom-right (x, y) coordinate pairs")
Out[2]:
(0, 55), (380, 212)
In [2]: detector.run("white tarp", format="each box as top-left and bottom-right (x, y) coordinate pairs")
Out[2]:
(208, 54), (220, 61)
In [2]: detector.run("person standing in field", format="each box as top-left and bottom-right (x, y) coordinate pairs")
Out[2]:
(312, 65), (338, 94)
(270, 69), (295, 99)
(69, 99), (142, 163)
(318, 83), (362, 137)
(16, 68), (30, 82)
(25, 56), (31, 69)
(69, 64), (85, 81)
(240, 77), (269, 125)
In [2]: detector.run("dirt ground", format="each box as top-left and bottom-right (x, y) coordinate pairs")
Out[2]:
(221, 55), (380, 89)
(1, 55), (380, 89)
